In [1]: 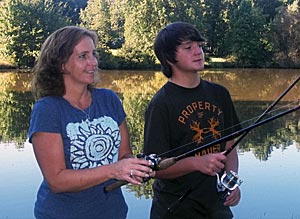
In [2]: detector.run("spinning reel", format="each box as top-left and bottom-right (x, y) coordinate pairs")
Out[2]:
(216, 170), (242, 197)
(137, 153), (162, 171)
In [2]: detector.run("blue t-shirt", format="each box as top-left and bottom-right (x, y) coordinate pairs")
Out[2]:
(28, 88), (128, 219)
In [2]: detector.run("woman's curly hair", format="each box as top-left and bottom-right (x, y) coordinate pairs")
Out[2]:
(31, 26), (99, 99)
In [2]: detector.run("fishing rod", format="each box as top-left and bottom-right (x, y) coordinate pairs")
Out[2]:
(104, 101), (300, 192)
(225, 74), (300, 156)
(105, 75), (300, 192)
(159, 102), (300, 164)
(165, 74), (300, 215)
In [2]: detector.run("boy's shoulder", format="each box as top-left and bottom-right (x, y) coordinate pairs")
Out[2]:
(201, 79), (229, 93)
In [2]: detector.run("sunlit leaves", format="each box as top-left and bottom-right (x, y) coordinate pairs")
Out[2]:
(269, 6), (300, 68)
(0, 0), (71, 67)
(224, 0), (271, 67)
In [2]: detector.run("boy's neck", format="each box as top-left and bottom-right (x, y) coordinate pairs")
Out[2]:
(169, 73), (200, 88)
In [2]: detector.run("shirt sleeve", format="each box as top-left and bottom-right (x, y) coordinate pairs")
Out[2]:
(28, 98), (61, 143)
(143, 103), (171, 156)
(104, 89), (126, 126)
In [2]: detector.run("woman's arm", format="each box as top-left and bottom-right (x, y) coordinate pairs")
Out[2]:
(32, 121), (152, 193)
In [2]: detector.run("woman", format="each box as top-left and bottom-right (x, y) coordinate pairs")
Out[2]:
(28, 26), (153, 219)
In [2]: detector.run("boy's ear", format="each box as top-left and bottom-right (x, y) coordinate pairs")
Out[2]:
(61, 63), (65, 73)
(166, 59), (174, 66)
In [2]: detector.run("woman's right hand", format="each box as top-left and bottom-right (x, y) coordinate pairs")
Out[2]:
(111, 158), (154, 185)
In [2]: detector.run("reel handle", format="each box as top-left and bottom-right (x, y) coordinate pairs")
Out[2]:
(217, 170), (242, 193)
(104, 153), (175, 192)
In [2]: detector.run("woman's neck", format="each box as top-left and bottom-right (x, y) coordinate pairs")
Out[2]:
(63, 88), (91, 110)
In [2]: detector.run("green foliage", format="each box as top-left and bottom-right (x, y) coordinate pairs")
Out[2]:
(116, 46), (157, 69)
(81, 0), (112, 48)
(121, 0), (166, 61)
(0, 0), (300, 68)
(97, 47), (157, 70)
(54, 0), (87, 24)
(120, 0), (205, 67)
(201, 0), (228, 55)
(253, 0), (283, 21)
(224, 0), (272, 67)
(0, 0), (71, 67)
(269, 6), (300, 68)
(80, 0), (125, 49)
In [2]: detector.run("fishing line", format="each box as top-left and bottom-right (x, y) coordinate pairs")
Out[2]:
(158, 99), (300, 158)
(104, 101), (300, 192)
(104, 75), (300, 193)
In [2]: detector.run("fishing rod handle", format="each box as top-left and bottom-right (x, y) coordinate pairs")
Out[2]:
(104, 180), (128, 192)
(104, 157), (177, 192)
(157, 157), (177, 169)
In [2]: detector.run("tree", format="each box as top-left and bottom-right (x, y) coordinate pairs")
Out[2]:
(53, 0), (88, 25)
(269, 5), (300, 68)
(253, 0), (283, 22)
(80, 0), (126, 49)
(80, 0), (113, 48)
(201, 0), (228, 56)
(224, 0), (271, 67)
(0, 0), (70, 67)
(121, 0), (167, 60)
(120, 0), (205, 66)
(108, 0), (126, 48)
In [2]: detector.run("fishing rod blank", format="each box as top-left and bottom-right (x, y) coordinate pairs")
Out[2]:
(104, 103), (300, 192)
(225, 74), (300, 156)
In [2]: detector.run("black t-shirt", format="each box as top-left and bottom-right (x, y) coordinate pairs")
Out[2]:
(143, 79), (240, 202)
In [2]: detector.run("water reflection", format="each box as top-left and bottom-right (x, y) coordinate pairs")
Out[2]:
(1, 69), (300, 157)
(0, 71), (34, 145)
(0, 69), (300, 199)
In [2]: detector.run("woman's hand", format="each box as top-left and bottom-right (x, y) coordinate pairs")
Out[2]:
(111, 158), (154, 185)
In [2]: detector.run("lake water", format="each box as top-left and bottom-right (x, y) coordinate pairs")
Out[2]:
(0, 69), (300, 219)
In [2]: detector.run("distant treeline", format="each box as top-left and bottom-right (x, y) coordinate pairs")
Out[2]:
(0, 0), (299, 69)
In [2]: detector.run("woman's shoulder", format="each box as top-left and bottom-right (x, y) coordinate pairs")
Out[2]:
(34, 96), (62, 107)
(31, 96), (62, 116)
(92, 88), (121, 104)
(92, 88), (117, 96)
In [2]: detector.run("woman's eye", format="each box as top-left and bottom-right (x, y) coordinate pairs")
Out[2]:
(79, 54), (87, 59)
(93, 51), (99, 58)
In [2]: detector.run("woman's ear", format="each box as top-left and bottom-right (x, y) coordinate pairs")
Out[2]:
(61, 63), (69, 74)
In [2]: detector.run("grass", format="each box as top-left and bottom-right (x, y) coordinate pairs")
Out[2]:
(206, 56), (236, 68)
(0, 56), (237, 70)
(0, 59), (15, 69)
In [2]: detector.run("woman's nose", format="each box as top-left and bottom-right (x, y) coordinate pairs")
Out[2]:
(89, 56), (98, 66)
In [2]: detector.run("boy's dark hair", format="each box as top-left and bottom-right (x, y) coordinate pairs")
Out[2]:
(154, 21), (206, 78)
